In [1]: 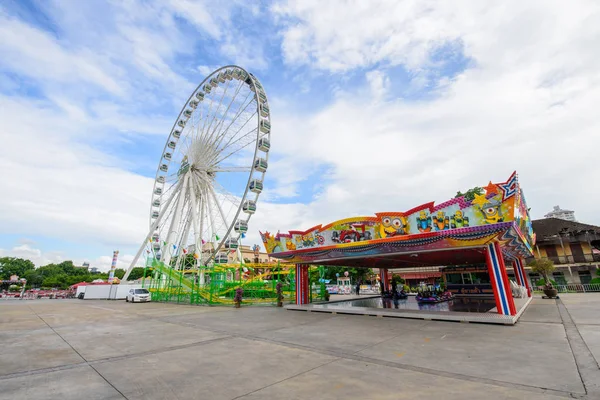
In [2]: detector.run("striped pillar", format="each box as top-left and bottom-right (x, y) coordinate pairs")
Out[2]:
(485, 242), (517, 316)
(295, 264), (309, 305)
(512, 260), (523, 286)
(515, 258), (531, 297)
(380, 268), (390, 292)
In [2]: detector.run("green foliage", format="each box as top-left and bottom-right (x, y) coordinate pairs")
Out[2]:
(529, 259), (556, 287)
(535, 278), (557, 287)
(596, 268), (600, 277)
(0, 257), (35, 280)
(391, 275), (405, 285)
(0, 257), (115, 289)
(322, 266), (369, 283)
(455, 187), (484, 202)
(127, 267), (149, 281)
(589, 277), (600, 285)
(113, 268), (126, 279)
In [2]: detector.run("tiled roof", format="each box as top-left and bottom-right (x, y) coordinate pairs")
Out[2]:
(532, 218), (600, 239)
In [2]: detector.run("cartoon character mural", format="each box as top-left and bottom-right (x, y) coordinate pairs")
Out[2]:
(261, 232), (280, 253)
(332, 224), (373, 243)
(474, 194), (504, 224)
(378, 216), (409, 238)
(415, 211), (432, 232)
(450, 210), (469, 228)
(284, 239), (296, 251)
(260, 172), (533, 258)
(432, 211), (450, 231)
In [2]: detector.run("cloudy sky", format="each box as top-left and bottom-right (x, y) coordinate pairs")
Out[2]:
(1, 0), (599, 271)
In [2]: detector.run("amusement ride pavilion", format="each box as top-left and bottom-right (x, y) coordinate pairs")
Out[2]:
(261, 172), (536, 324)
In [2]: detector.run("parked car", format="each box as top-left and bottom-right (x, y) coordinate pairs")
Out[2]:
(126, 288), (151, 303)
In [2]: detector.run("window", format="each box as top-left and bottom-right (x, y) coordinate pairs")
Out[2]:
(471, 272), (490, 284)
(462, 273), (473, 285)
(134, 289), (149, 294)
(552, 272), (567, 285)
(446, 273), (463, 284)
(578, 271), (592, 285)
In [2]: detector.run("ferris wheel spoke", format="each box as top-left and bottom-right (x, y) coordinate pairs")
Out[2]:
(212, 127), (259, 166)
(208, 97), (255, 159)
(200, 78), (234, 148)
(208, 90), (254, 150)
(202, 80), (246, 146)
(213, 180), (243, 206)
(211, 166), (252, 173)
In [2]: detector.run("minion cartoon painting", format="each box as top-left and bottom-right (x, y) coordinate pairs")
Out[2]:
(432, 211), (450, 231)
(415, 211), (432, 232)
(479, 199), (504, 224)
(450, 210), (469, 228)
(378, 216), (409, 238)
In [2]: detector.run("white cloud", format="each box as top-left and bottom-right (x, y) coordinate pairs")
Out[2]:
(2, 0), (600, 270)
(263, 0), (600, 230)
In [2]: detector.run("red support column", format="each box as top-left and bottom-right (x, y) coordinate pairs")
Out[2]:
(516, 258), (531, 297)
(380, 268), (390, 292)
(295, 264), (309, 305)
(485, 242), (517, 316)
(512, 260), (522, 286)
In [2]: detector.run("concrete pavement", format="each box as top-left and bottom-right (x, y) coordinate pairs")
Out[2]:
(1, 294), (599, 399)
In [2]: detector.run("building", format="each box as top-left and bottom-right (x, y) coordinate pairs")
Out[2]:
(544, 205), (576, 222)
(526, 218), (600, 284)
(187, 243), (276, 265)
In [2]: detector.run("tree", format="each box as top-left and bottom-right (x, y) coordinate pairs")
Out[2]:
(113, 268), (126, 279)
(322, 266), (369, 283)
(0, 257), (35, 280)
(529, 259), (556, 288)
(127, 267), (149, 281)
(455, 187), (484, 202)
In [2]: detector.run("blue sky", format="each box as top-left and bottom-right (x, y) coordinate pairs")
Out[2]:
(1, 0), (599, 271)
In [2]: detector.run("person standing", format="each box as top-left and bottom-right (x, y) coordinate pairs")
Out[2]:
(356, 281), (360, 296)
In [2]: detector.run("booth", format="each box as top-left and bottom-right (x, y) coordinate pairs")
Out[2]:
(261, 172), (535, 324)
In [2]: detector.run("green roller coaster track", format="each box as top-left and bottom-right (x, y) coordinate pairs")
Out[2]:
(140, 258), (298, 306)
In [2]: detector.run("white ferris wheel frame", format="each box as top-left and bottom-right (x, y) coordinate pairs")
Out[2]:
(122, 65), (271, 281)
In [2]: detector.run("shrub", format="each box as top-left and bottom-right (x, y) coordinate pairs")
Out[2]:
(589, 277), (600, 285)
(535, 278), (557, 287)
(529, 259), (556, 288)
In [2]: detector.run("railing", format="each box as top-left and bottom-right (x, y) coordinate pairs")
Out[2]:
(544, 254), (600, 264)
(532, 283), (600, 293)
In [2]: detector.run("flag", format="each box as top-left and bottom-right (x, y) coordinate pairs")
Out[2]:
(241, 233), (246, 239)
(172, 244), (176, 249)
(146, 250), (150, 254)
(182, 248), (188, 254)
(215, 234), (220, 241)
(193, 253), (200, 259)
(201, 239), (206, 244)
(163, 241), (167, 246)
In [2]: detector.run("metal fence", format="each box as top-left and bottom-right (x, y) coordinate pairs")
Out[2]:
(532, 283), (600, 293)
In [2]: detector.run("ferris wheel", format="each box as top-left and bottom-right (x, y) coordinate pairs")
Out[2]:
(123, 65), (271, 280)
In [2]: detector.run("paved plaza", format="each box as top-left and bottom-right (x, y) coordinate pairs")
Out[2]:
(1, 294), (599, 399)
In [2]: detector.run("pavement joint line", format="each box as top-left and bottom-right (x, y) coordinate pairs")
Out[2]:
(25, 305), (130, 400)
(0, 335), (235, 381)
(557, 299), (600, 397)
(158, 316), (581, 399)
(230, 358), (341, 400)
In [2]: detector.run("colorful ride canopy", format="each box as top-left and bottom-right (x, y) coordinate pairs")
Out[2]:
(260, 172), (535, 266)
